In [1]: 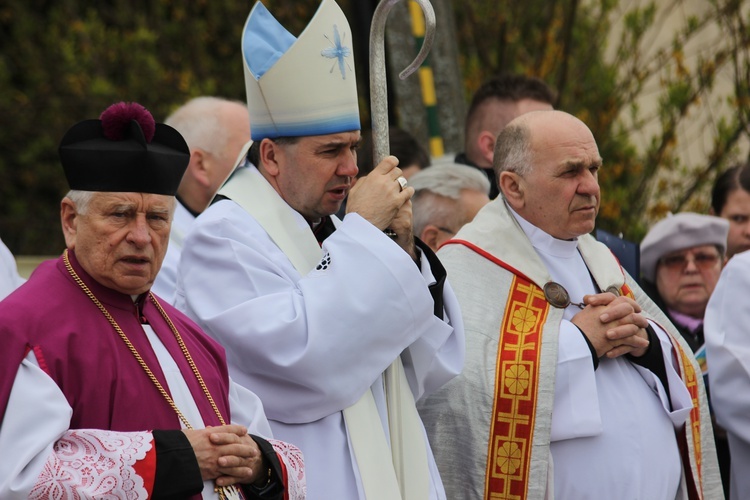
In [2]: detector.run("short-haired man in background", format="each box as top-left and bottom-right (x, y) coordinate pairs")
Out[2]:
(455, 74), (555, 199)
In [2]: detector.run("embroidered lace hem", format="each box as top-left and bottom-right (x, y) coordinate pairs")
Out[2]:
(31, 429), (152, 499)
(270, 438), (306, 499)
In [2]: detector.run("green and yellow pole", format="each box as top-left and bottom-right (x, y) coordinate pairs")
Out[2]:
(408, 0), (444, 158)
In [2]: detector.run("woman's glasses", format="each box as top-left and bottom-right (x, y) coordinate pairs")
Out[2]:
(659, 251), (720, 272)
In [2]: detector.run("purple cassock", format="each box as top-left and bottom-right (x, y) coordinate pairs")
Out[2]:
(0, 250), (232, 432)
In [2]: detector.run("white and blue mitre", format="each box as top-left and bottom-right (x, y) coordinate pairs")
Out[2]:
(242, 0), (360, 140)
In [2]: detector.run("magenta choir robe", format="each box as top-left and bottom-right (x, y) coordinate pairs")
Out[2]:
(0, 251), (233, 431)
(0, 251), (240, 499)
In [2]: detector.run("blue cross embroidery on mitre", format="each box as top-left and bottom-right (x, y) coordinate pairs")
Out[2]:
(321, 24), (352, 79)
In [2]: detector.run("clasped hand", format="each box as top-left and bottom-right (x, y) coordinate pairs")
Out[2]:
(571, 292), (650, 359)
(184, 424), (266, 488)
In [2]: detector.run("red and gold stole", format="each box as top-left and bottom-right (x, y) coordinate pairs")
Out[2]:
(485, 279), (705, 499)
(674, 339), (704, 498)
(485, 274), (550, 499)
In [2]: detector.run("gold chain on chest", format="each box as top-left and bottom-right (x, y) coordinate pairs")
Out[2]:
(63, 249), (225, 428)
(63, 250), (242, 500)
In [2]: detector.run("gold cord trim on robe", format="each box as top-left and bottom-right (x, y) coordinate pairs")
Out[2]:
(63, 249), (242, 500)
(672, 332), (704, 496)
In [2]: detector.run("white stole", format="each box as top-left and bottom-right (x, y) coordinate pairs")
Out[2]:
(218, 166), (429, 499)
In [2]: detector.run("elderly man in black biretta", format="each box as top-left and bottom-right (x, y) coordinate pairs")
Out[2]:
(0, 102), (303, 499)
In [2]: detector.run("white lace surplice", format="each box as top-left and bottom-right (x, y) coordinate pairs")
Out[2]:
(31, 430), (152, 500)
(1, 333), (305, 499)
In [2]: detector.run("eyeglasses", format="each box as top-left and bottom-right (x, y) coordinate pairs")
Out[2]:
(437, 226), (456, 236)
(659, 251), (721, 272)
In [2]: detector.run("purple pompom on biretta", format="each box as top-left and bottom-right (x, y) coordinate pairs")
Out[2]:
(58, 101), (190, 195)
(100, 102), (156, 143)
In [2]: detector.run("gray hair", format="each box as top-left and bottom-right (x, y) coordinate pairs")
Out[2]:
(493, 122), (532, 179)
(64, 190), (175, 217)
(164, 96), (245, 155)
(410, 163), (490, 198)
(65, 190), (95, 214)
(410, 164), (491, 236)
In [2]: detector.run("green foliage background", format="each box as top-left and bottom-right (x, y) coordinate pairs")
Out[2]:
(454, 0), (750, 239)
(2, 0), (749, 254)
(0, 0), (326, 254)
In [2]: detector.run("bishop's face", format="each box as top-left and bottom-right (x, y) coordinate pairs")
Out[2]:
(61, 192), (174, 295)
(268, 131), (360, 222)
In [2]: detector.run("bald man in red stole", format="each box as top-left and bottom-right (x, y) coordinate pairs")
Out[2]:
(418, 110), (722, 500)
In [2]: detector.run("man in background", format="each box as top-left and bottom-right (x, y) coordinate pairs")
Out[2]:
(455, 74), (555, 199)
(151, 96), (251, 303)
(410, 163), (490, 252)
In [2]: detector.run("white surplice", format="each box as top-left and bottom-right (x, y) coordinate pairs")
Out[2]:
(0, 237), (24, 301)
(705, 250), (750, 500)
(176, 165), (464, 499)
(151, 200), (195, 304)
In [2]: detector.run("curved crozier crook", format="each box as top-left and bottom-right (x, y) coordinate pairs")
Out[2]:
(369, 0), (436, 165)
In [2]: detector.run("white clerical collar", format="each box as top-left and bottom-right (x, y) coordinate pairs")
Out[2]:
(507, 204), (580, 259)
(508, 203), (596, 317)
